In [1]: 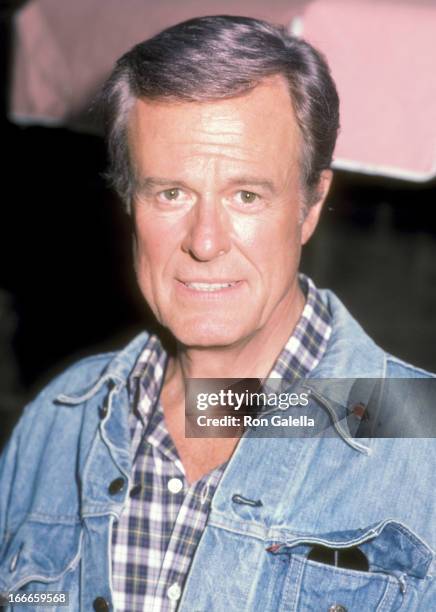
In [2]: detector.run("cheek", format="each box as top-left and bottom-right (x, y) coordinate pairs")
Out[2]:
(133, 218), (175, 315)
(135, 227), (159, 267)
(233, 212), (301, 272)
(231, 215), (262, 247)
(134, 214), (178, 272)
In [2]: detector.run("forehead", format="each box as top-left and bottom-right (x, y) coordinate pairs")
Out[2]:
(127, 75), (301, 179)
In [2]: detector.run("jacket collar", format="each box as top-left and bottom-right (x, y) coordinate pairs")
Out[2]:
(296, 289), (386, 454)
(310, 289), (386, 379)
(253, 289), (386, 454)
(55, 332), (151, 404)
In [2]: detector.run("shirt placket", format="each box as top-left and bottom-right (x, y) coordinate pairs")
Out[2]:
(150, 452), (225, 612)
(146, 404), (189, 611)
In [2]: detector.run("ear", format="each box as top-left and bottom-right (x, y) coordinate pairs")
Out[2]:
(301, 170), (333, 245)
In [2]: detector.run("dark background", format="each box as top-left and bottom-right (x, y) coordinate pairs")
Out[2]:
(1, 5), (436, 451)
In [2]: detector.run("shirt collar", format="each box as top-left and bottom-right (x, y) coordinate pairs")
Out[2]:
(270, 274), (332, 383)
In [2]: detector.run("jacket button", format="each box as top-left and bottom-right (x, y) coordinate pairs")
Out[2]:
(328, 606), (347, 612)
(351, 402), (368, 420)
(108, 477), (125, 495)
(93, 597), (110, 611)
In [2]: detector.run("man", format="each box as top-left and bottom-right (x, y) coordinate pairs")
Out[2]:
(0, 15), (435, 612)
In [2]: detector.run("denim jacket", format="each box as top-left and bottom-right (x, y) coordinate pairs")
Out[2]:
(0, 289), (435, 611)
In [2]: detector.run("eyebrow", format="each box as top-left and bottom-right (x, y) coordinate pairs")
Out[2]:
(135, 175), (277, 195)
(135, 177), (191, 193)
(225, 176), (276, 195)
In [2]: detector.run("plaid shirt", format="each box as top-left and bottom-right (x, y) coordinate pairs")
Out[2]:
(111, 274), (332, 611)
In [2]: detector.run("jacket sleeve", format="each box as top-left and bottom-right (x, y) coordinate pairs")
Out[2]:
(0, 413), (25, 550)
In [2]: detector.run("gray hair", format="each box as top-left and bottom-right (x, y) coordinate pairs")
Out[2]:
(100, 15), (340, 212)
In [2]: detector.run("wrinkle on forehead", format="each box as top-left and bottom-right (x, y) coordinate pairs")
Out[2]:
(128, 76), (302, 186)
(131, 76), (298, 136)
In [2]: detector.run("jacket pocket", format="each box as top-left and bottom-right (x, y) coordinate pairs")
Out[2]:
(0, 519), (82, 603)
(266, 519), (434, 612)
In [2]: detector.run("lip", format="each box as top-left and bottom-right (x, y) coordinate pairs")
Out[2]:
(176, 279), (244, 296)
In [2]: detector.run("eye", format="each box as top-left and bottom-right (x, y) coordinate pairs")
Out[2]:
(156, 187), (193, 207)
(236, 190), (260, 205)
(160, 188), (182, 201)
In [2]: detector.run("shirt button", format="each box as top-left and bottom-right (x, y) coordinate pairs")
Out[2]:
(108, 477), (125, 495)
(167, 582), (182, 601)
(328, 605), (347, 612)
(93, 597), (110, 611)
(167, 477), (183, 494)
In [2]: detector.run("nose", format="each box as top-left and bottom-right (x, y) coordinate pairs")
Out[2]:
(181, 199), (231, 261)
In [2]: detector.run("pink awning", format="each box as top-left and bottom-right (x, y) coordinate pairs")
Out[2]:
(9, 0), (305, 130)
(295, 0), (436, 181)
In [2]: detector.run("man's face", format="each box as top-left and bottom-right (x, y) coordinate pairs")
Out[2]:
(128, 76), (327, 348)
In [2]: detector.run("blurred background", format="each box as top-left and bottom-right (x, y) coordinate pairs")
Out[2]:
(1, 0), (436, 450)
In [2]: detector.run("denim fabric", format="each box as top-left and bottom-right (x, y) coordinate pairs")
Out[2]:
(0, 290), (435, 611)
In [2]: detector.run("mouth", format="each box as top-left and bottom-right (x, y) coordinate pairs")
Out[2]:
(177, 279), (243, 294)
(183, 281), (239, 292)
